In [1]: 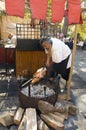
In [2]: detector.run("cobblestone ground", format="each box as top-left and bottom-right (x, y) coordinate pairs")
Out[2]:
(67, 49), (86, 130)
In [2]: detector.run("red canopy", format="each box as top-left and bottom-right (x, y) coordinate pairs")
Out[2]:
(5, 0), (25, 18)
(68, 0), (82, 25)
(30, 0), (48, 20)
(5, 0), (82, 25)
(51, 0), (66, 23)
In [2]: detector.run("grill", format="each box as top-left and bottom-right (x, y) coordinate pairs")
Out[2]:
(18, 78), (58, 109)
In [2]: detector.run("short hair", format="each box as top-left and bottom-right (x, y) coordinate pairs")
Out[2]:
(8, 34), (13, 39)
(40, 38), (52, 45)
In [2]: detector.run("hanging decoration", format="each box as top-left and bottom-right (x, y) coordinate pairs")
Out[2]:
(68, 0), (82, 25)
(5, 0), (25, 18)
(4, 0), (83, 25)
(51, 0), (66, 23)
(30, 0), (48, 20)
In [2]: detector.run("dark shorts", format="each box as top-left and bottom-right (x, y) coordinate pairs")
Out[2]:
(49, 56), (70, 80)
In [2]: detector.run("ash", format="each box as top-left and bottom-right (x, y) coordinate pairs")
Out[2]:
(21, 83), (56, 98)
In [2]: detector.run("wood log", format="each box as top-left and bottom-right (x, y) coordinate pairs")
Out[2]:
(38, 99), (77, 122)
(14, 107), (25, 125)
(57, 99), (73, 106)
(47, 113), (64, 123)
(25, 108), (37, 130)
(38, 100), (68, 119)
(40, 114), (64, 130)
(53, 112), (66, 120)
(55, 100), (69, 113)
(55, 99), (77, 116)
(68, 105), (77, 115)
(38, 100), (55, 114)
(37, 116), (50, 130)
(54, 100), (70, 119)
(18, 114), (26, 130)
(54, 108), (69, 119)
(0, 111), (14, 127)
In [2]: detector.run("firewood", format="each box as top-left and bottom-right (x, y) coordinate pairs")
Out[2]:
(37, 116), (50, 130)
(38, 100), (68, 119)
(18, 114), (26, 130)
(54, 108), (69, 119)
(47, 113), (64, 123)
(68, 105), (77, 115)
(14, 107), (25, 125)
(40, 114), (64, 130)
(38, 100), (55, 114)
(25, 108), (37, 130)
(55, 100), (69, 113)
(53, 112), (67, 120)
(0, 111), (14, 127)
(55, 99), (77, 116)
(54, 100), (70, 119)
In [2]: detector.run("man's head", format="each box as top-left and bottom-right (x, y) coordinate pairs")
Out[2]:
(8, 34), (13, 39)
(40, 38), (52, 50)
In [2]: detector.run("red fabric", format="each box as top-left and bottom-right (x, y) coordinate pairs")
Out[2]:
(51, 0), (66, 23)
(68, 0), (81, 4)
(68, 0), (82, 25)
(30, 0), (48, 20)
(5, 0), (25, 18)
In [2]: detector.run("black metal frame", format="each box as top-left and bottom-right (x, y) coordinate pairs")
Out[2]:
(16, 22), (58, 39)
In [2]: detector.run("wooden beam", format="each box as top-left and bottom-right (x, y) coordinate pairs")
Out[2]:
(41, 114), (64, 130)
(14, 107), (25, 125)
(67, 24), (78, 100)
(25, 108), (37, 130)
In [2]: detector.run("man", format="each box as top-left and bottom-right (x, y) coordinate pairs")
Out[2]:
(40, 37), (72, 92)
(8, 33), (17, 46)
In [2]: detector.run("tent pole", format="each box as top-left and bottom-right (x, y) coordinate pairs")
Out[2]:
(67, 24), (78, 100)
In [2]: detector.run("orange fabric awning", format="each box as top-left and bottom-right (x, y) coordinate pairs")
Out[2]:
(51, 0), (66, 23)
(5, 0), (82, 25)
(5, 0), (25, 18)
(68, 0), (82, 25)
(30, 0), (48, 20)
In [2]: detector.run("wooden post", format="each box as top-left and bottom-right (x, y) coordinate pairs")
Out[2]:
(67, 25), (78, 100)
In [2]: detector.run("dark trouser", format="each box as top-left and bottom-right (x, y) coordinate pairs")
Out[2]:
(47, 56), (70, 81)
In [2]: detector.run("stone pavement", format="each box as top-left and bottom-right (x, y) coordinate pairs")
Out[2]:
(68, 49), (86, 130)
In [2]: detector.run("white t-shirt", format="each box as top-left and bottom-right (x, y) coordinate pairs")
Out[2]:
(51, 38), (71, 68)
(11, 35), (17, 46)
